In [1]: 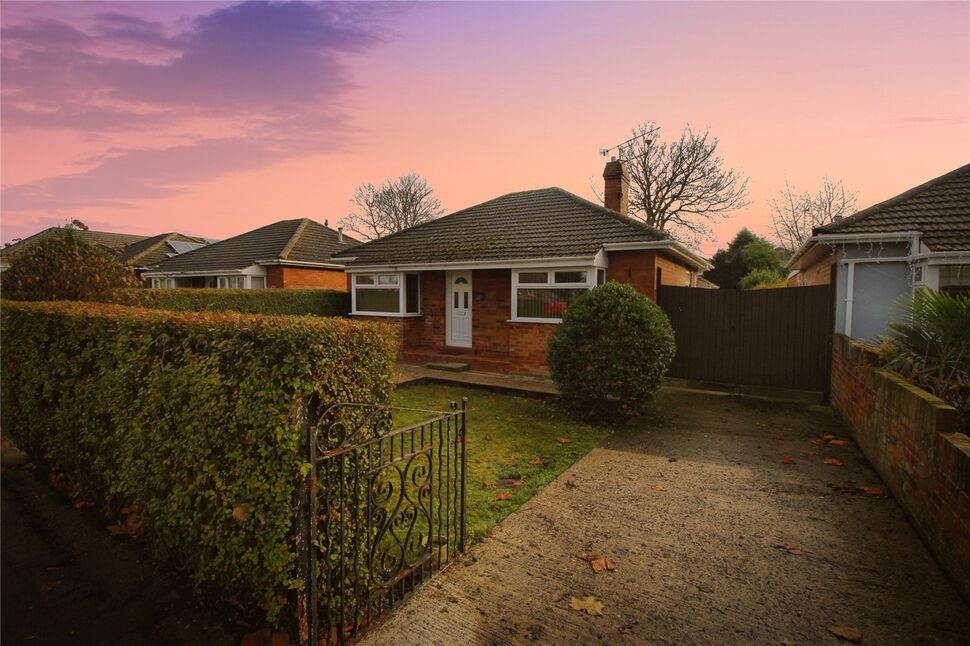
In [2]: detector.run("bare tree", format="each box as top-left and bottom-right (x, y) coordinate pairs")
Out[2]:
(339, 173), (444, 241)
(620, 121), (749, 247)
(769, 176), (857, 252)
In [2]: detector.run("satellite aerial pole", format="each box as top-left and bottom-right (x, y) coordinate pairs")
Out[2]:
(599, 124), (660, 161)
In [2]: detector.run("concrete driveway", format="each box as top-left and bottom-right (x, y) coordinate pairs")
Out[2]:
(360, 388), (969, 645)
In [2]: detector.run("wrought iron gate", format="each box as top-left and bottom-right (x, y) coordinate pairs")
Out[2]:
(293, 400), (468, 645)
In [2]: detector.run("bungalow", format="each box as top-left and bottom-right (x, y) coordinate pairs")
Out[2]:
(332, 161), (711, 374)
(788, 163), (969, 341)
(0, 226), (207, 275)
(144, 218), (358, 289)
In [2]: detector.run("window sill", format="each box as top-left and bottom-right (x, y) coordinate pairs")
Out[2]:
(507, 318), (562, 324)
(351, 311), (423, 318)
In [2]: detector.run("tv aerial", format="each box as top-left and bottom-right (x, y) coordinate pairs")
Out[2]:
(599, 125), (660, 161)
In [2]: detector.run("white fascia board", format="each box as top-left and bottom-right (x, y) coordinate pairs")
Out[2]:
(345, 255), (598, 273)
(143, 264), (261, 278)
(812, 231), (922, 244)
(255, 259), (346, 269)
(602, 241), (712, 271)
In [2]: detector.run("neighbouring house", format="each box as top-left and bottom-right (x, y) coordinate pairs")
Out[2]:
(144, 218), (359, 289)
(787, 163), (970, 341)
(1, 227), (143, 272)
(119, 232), (209, 277)
(332, 161), (711, 374)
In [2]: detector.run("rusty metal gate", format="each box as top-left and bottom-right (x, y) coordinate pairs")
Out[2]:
(293, 400), (468, 645)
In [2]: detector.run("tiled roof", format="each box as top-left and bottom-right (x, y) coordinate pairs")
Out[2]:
(815, 163), (970, 251)
(150, 219), (359, 273)
(1, 228), (149, 258)
(334, 187), (670, 266)
(119, 232), (210, 268)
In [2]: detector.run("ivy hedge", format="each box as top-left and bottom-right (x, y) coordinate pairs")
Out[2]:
(102, 287), (350, 316)
(0, 300), (397, 621)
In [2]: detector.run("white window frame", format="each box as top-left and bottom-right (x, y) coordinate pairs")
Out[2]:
(511, 267), (597, 323)
(151, 277), (176, 289)
(351, 272), (421, 317)
(217, 275), (246, 289)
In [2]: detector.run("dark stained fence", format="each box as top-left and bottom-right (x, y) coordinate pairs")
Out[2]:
(657, 285), (834, 393)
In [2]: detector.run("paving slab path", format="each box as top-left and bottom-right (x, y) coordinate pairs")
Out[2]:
(360, 389), (970, 645)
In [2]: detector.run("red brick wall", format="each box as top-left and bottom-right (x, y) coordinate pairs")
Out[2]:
(791, 252), (836, 287)
(831, 333), (970, 601)
(607, 250), (658, 300)
(265, 266), (349, 290)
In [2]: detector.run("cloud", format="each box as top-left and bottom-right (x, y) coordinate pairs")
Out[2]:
(1, 1), (394, 212)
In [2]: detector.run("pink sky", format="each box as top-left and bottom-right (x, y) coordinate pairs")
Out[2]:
(2, 1), (968, 255)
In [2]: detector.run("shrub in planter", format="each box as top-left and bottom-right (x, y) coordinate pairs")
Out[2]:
(547, 282), (675, 417)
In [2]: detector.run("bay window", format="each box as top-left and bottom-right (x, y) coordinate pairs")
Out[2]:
(512, 268), (597, 322)
(353, 272), (421, 315)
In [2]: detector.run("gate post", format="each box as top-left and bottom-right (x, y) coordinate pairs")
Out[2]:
(290, 398), (318, 646)
(459, 397), (468, 553)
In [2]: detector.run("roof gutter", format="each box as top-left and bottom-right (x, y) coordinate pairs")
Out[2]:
(255, 258), (346, 269)
(787, 231), (922, 269)
(345, 254), (601, 272)
(602, 240), (713, 271)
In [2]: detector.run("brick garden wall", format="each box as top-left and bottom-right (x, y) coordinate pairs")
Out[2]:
(831, 333), (970, 601)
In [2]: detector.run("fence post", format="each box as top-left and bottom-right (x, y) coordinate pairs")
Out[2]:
(459, 397), (468, 553)
(290, 399), (318, 646)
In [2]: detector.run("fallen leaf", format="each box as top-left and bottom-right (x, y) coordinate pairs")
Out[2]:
(773, 434), (785, 441)
(829, 626), (863, 642)
(482, 480), (496, 489)
(650, 484), (667, 492)
(576, 552), (616, 573)
(505, 416), (513, 422)
(528, 459), (545, 466)
(828, 439), (850, 447)
(810, 439), (824, 446)
(39, 580), (61, 594)
(232, 503), (254, 522)
(824, 458), (845, 467)
(568, 595), (604, 616)
(495, 492), (513, 501)
(557, 437), (572, 444)
(822, 434), (837, 440)
(781, 456), (796, 465)
(859, 486), (884, 495)
(775, 543), (803, 556)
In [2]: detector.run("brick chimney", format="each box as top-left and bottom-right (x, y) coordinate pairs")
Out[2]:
(603, 159), (629, 215)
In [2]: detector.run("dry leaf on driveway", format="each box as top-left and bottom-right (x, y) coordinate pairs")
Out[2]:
(829, 626), (864, 642)
(569, 595), (604, 616)
(822, 434), (837, 440)
(557, 437), (573, 444)
(576, 552), (616, 573)
(810, 439), (824, 446)
(650, 484), (667, 491)
(495, 492), (513, 501)
(773, 434), (785, 441)
(859, 486), (884, 495)
(829, 439), (850, 446)
(775, 543), (803, 556)
(824, 458), (845, 467)
(781, 456), (796, 465)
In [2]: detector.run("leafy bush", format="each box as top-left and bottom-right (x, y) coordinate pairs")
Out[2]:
(547, 282), (675, 417)
(0, 300), (397, 620)
(1, 228), (136, 301)
(103, 287), (349, 316)
(881, 288), (970, 430)
(740, 266), (787, 290)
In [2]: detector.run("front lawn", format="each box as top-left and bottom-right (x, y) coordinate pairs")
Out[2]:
(392, 382), (610, 540)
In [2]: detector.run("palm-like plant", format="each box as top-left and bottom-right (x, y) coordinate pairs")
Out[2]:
(881, 288), (970, 430)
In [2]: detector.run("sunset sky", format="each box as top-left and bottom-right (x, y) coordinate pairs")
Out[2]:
(2, 1), (968, 255)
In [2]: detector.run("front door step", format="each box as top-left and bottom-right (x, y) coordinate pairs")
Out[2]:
(426, 361), (470, 372)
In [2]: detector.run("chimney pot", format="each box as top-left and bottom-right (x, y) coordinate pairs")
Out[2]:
(337, 226), (344, 242)
(603, 160), (629, 215)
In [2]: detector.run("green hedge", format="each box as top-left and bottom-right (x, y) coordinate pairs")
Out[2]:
(102, 287), (350, 316)
(0, 300), (397, 621)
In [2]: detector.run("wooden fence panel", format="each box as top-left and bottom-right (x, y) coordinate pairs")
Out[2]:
(658, 285), (834, 393)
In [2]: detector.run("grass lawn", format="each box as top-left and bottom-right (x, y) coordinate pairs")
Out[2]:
(391, 382), (610, 541)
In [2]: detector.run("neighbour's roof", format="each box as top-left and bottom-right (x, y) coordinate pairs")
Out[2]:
(334, 187), (671, 266)
(814, 163), (970, 251)
(150, 218), (360, 273)
(119, 232), (209, 268)
(1, 227), (149, 258)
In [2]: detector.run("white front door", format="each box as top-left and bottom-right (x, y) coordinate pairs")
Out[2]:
(447, 271), (472, 348)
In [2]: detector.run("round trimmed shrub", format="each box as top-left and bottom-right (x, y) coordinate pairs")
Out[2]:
(548, 282), (675, 417)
